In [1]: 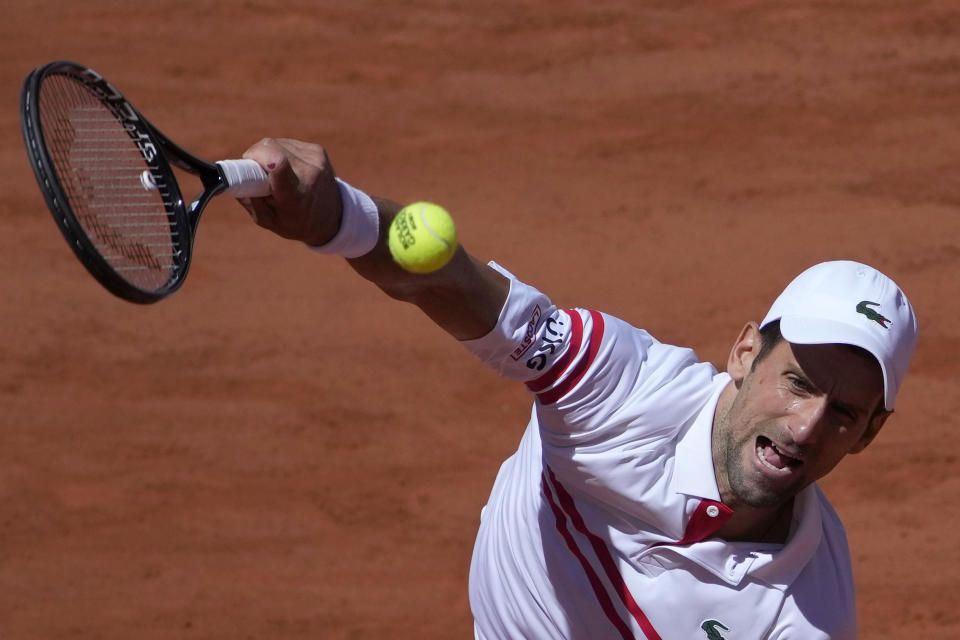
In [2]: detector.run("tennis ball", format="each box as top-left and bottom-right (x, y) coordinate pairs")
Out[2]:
(388, 202), (458, 274)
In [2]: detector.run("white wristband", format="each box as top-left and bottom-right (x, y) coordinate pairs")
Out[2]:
(307, 178), (380, 258)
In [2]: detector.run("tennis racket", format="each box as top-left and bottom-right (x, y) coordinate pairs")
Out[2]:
(20, 60), (270, 304)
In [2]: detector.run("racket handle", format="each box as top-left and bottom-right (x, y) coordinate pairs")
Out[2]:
(217, 159), (271, 198)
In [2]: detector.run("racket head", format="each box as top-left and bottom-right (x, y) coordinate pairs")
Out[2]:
(20, 61), (192, 303)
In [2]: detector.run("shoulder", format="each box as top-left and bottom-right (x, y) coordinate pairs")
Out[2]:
(534, 309), (718, 444)
(781, 487), (857, 638)
(812, 485), (854, 573)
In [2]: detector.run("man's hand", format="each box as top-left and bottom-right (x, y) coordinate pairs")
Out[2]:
(239, 138), (343, 247)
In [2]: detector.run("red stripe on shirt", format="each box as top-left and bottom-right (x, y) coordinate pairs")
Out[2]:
(676, 500), (733, 546)
(536, 310), (605, 406)
(527, 309), (583, 393)
(541, 471), (635, 640)
(546, 466), (663, 640)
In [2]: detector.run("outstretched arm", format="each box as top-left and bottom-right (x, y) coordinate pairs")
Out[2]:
(239, 138), (509, 341)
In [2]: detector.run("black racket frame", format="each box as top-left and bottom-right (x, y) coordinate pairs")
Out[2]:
(21, 60), (234, 303)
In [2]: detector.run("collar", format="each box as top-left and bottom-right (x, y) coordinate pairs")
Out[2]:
(646, 484), (824, 588)
(673, 372), (731, 502)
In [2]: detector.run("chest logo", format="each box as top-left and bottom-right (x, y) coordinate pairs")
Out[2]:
(701, 619), (730, 640)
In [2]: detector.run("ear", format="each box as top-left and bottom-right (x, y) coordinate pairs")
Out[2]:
(727, 321), (762, 385)
(849, 410), (891, 454)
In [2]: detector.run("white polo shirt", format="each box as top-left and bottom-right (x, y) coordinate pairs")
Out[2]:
(463, 265), (857, 639)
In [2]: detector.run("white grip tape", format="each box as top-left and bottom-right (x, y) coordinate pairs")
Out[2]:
(217, 159), (271, 198)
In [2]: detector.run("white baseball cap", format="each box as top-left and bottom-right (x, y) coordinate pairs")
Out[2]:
(760, 261), (918, 411)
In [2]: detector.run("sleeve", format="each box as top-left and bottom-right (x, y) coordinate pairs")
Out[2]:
(459, 262), (562, 383)
(461, 263), (711, 443)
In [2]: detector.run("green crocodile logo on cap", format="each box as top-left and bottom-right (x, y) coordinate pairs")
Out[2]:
(856, 301), (891, 328)
(701, 619), (729, 640)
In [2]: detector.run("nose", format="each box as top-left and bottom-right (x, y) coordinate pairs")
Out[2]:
(785, 396), (829, 445)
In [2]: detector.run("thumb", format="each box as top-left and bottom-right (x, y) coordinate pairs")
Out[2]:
(242, 138), (299, 199)
(264, 154), (301, 202)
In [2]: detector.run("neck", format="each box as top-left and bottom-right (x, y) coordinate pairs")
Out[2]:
(715, 499), (794, 543)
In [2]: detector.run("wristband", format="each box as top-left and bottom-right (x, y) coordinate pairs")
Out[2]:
(307, 178), (380, 258)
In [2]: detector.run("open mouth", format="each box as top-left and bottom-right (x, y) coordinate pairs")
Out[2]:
(756, 436), (802, 473)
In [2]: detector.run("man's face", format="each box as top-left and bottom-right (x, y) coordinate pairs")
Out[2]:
(713, 324), (888, 510)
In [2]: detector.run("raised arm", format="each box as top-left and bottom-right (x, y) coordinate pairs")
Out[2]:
(239, 138), (509, 341)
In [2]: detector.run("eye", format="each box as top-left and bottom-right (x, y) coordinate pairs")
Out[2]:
(832, 403), (859, 422)
(787, 375), (814, 395)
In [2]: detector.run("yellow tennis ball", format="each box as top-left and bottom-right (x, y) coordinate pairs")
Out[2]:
(388, 202), (458, 274)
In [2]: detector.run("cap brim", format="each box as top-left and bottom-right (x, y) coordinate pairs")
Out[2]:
(775, 315), (894, 411)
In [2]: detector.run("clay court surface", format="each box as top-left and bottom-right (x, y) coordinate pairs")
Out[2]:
(1, 2), (958, 638)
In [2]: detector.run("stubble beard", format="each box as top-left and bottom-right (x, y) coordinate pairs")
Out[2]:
(717, 409), (803, 510)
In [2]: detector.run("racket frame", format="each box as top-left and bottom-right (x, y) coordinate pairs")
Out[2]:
(20, 60), (236, 303)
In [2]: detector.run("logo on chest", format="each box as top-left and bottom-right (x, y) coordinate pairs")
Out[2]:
(701, 619), (730, 640)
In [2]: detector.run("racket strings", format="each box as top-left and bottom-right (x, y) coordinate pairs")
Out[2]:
(38, 75), (183, 289)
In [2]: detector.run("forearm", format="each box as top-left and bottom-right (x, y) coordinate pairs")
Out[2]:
(347, 197), (509, 341)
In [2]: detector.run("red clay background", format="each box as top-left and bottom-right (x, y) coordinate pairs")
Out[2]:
(1, 2), (958, 638)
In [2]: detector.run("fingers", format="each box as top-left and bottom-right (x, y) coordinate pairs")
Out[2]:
(237, 138), (343, 245)
(242, 137), (286, 171)
(242, 138), (304, 200)
(242, 138), (333, 176)
(238, 138), (305, 232)
(272, 138), (333, 170)
(238, 195), (278, 229)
